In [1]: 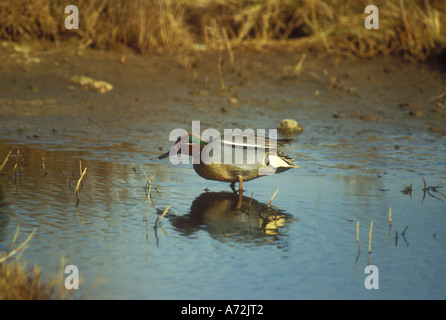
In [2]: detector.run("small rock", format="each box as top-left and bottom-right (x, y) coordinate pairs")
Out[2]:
(409, 110), (423, 117)
(278, 119), (303, 133)
(229, 98), (238, 107)
(91, 80), (113, 94)
(70, 75), (113, 93)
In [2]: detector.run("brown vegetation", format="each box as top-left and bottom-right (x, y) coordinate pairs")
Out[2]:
(0, 0), (444, 60)
(0, 226), (71, 300)
(0, 262), (56, 299)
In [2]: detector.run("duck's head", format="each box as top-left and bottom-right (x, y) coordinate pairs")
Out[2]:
(159, 134), (208, 160)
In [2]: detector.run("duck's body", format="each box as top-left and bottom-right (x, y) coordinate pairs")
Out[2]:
(159, 132), (299, 191)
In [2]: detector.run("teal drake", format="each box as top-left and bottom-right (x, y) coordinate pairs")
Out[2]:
(159, 132), (299, 191)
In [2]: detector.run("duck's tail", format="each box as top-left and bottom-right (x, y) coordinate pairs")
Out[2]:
(267, 152), (300, 170)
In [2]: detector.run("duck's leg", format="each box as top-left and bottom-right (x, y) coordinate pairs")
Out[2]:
(238, 175), (243, 193)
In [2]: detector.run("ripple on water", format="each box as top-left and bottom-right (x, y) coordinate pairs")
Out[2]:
(0, 131), (445, 299)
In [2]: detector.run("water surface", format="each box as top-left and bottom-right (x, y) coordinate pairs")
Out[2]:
(0, 119), (445, 299)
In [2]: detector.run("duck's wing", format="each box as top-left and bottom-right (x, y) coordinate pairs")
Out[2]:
(220, 133), (260, 149)
(219, 132), (294, 150)
(276, 138), (295, 147)
(267, 151), (300, 169)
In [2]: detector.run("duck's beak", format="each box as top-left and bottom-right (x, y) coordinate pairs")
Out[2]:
(159, 136), (186, 160)
(158, 150), (171, 159)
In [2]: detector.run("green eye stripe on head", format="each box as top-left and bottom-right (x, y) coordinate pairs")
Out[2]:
(188, 134), (207, 147)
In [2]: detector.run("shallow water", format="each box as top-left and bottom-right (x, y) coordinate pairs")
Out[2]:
(1, 113), (445, 300)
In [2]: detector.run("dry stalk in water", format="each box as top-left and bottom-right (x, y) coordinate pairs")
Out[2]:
(0, 226), (37, 264)
(267, 189), (279, 207)
(75, 167), (87, 200)
(402, 225), (409, 236)
(156, 205), (172, 225)
(143, 170), (156, 220)
(368, 220), (374, 254)
(0, 151), (11, 172)
(42, 156), (48, 176)
(388, 207), (392, 226)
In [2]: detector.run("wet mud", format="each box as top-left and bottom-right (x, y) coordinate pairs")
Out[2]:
(1, 41), (445, 145)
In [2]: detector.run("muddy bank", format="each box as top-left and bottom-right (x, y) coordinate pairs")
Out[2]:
(1, 41), (445, 148)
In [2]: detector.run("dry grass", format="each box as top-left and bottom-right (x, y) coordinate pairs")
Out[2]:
(0, 258), (76, 300)
(0, 0), (194, 54)
(0, 0), (444, 59)
(0, 226), (71, 300)
(0, 262), (51, 299)
(0, 151), (11, 172)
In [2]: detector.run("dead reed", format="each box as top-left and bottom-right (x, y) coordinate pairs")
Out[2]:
(0, 0), (443, 60)
(0, 227), (73, 300)
(368, 220), (374, 254)
(422, 177), (446, 201)
(0, 151), (11, 172)
(154, 205), (171, 240)
(41, 156), (48, 176)
(388, 207), (392, 227)
(267, 188), (279, 207)
(0, 262), (57, 299)
(75, 164), (87, 201)
(0, 226), (36, 264)
(157, 205), (171, 224)
(143, 170), (156, 221)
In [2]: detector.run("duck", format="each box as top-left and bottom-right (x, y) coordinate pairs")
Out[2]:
(158, 132), (299, 191)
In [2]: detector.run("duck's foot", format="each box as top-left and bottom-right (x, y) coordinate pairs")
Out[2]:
(230, 178), (245, 194)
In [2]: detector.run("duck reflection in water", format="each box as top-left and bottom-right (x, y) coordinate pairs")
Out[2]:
(168, 191), (295, 244)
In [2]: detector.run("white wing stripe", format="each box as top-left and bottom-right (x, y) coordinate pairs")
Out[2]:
(268, 155), (295, 168)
